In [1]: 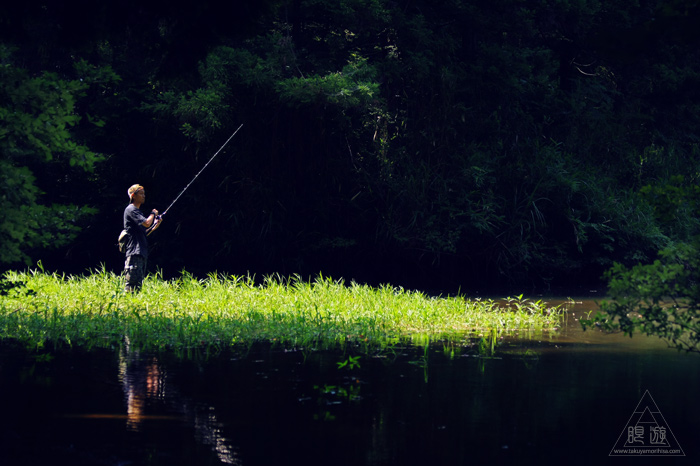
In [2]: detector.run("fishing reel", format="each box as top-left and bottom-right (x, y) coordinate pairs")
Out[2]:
(146, 212), (165, 236)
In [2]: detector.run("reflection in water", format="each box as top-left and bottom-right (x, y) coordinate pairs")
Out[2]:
(118, 342), (166, 432)
(2, 297), (697, 465)
(195, 407), (240, 464)
(118, 337), (241, 465)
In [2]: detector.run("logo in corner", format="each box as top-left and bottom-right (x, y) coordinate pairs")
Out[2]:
(610, 390), (685, 456)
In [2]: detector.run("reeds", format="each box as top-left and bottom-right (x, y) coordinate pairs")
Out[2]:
(0, 268), (563, 357)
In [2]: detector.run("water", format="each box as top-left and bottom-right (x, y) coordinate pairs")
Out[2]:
(1, 300), (698, 465)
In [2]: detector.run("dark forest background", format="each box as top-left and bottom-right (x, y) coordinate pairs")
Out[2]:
(2, 0), (700, 294)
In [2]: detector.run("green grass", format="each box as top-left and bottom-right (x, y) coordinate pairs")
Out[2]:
(0, 268), (564, 357)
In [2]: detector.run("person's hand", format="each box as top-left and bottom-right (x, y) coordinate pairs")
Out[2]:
(151, 209), (159, 216)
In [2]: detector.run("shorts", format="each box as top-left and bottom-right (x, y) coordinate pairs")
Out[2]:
(124, 254), (147, 292)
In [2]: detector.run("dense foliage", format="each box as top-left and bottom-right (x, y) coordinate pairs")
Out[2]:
(2, 0), (700, 293)
(583, 243), (700, 353)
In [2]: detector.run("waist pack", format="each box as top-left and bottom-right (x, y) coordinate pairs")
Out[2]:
(118, 229), (129, 253)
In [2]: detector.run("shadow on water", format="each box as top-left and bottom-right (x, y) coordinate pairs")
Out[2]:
(1, 298), (698, 465)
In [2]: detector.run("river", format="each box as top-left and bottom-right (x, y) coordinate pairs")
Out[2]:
(0, 299), (697, 465)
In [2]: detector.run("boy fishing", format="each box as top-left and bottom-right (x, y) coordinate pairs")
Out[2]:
(119, 124), (242, 292)
(123, 184), (160, 292)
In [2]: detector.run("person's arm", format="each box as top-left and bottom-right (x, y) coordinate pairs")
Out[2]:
(141, 209), (159, 228)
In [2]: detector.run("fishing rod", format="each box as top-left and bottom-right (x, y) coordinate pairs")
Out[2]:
(147, 123), (243, 235)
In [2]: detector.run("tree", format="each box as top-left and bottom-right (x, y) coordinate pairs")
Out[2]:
(583, 243), (700, 353)
(583, 169), (700, 353)
(2, 0), (700, 291)
(0, 50), (116, 265)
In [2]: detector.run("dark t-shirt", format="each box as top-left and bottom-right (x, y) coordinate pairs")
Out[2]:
(123, 204), (149, 259)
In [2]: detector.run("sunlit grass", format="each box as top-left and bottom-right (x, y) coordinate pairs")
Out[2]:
(0, 268), (564, 357)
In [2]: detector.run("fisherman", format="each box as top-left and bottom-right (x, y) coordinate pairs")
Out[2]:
(123, 184), (159, 292)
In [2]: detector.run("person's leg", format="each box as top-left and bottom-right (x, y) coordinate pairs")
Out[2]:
(124, 255), (146, 292)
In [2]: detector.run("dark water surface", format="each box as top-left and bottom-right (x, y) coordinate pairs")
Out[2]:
(1, 299), (698, 465)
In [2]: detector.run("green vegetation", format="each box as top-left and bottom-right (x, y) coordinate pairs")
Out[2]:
(580, 158), (700, 352)
(0, 54), (115, 264)
(2, 1), (700, 293)
(0, 269), (563, 357)
(582, 243), (700, 353)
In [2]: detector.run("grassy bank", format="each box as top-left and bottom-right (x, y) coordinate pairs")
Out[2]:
(0, 269), (564, 356)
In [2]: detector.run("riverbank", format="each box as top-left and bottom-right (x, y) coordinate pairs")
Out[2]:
(0, 269), (564, 357)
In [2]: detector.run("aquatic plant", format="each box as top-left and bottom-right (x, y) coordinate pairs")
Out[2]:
(337, 355), (361, 370)
(0, 269), (564, 357)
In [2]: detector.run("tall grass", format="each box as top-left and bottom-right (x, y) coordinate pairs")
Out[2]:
(0, 268), (563, 356)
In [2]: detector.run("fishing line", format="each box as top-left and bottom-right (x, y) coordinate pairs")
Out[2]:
(147, 123), (243, 235)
